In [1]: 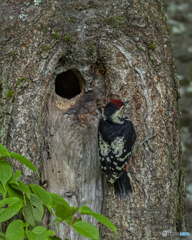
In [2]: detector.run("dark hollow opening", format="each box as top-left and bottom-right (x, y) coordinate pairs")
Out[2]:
(55, 70), (81, 99)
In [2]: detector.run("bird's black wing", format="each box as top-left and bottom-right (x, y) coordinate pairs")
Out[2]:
(98, 118), (136, 183)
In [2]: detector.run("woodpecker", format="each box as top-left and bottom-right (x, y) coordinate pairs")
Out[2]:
(98, 100), (136, 197)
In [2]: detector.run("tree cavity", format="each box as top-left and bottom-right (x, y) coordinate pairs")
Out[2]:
(55, 69), (84, 99)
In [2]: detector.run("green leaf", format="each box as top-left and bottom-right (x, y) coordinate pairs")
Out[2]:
(50, 193), (70, 209)
(25, 199), (35, 227)
(0, 231), (5, 240)
(0, 201), (23, 222)
(72, 221), (99, 239)
(55, 204), (78, 221)
(0, 144), (10, 158)
(35, 230), (55, 240)
(19, 181), (31, 199)
(0, 197), (20, 208)
(31, 227), (55, 240)
(32, 226), (47, 234)
(5, 220), (25, 240)
(71, 207), (79, 215)
(8, 177), (19, 185)
(29, 184), (52, 212)
(13, 170), (21, 180)
(9, 170), (21, 184)
(8, 170), (21, 185)
(0, 182), (7, 198)
(30, 193), (44, 223)
(9, 152), (40, 178)
(23, 222), (29, 227)
(0, 159), (13, 190)
(9, 183), (20, 190)
(7, 185), (24, 201)
(8, 171), (21, 185)
(26, 229), (37, 240)
(55, 204), (71, 221)
(8, 171), (21, 186)
(80, 206), (117, 233)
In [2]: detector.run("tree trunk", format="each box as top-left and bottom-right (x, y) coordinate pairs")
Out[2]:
(161, 0), (192, 234)
(0, 0), (186, 239)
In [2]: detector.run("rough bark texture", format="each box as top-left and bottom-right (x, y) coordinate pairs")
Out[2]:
(161, 0), (192, 235)
(0, 0), (186, 239)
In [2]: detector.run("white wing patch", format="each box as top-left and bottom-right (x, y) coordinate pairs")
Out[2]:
(111, 136), (125, 157)
(118, 152), (131, 162)
(116, 166), (122, 170)
(99, 133), (111, 157)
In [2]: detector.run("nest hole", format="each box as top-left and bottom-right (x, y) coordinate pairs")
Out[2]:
(55, 69), (84, 99)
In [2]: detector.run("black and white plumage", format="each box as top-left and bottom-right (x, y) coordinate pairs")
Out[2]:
(98, 100), (136, 197)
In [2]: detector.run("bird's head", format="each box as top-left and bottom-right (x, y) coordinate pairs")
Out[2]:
(102, 99), (129, 124)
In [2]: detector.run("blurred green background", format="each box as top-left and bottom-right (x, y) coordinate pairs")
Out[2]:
(162, 0), (192, 236)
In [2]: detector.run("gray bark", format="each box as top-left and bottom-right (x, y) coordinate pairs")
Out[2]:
(0, 0), (186, 239)
(161, 0), (192, 235)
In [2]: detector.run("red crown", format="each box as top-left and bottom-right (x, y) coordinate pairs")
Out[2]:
(109, 100), (124, 109)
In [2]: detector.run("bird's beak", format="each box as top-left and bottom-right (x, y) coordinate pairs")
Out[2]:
(124, 101), (130, 106)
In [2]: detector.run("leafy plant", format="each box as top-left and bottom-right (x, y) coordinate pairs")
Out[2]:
(36, 50), (42, 56)
(6, 90), (14, 99)
(52, 30), (60, 40)
(16, 78), (26, 88)
(0, 144), (117, 240)
(148, 42), (155, 50)
(44, 46), (51, 51)
(9, 51), (13, 56)
(64, 34), (71, 42)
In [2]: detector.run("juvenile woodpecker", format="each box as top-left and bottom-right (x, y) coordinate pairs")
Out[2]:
(98, 100), (136, 197)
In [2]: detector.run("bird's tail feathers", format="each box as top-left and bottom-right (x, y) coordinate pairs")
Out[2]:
(114, 170), (133, 198)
